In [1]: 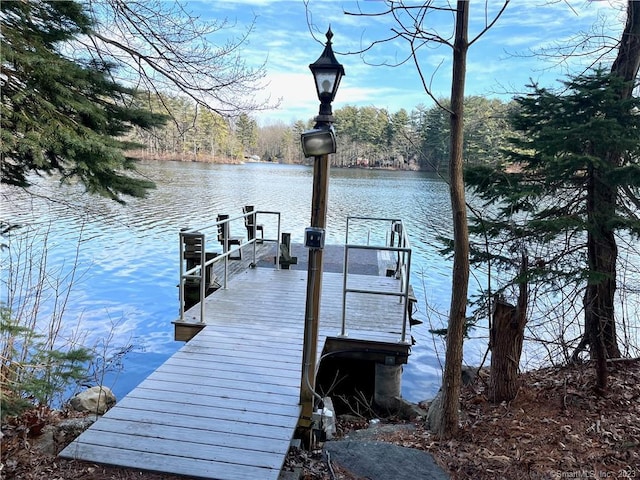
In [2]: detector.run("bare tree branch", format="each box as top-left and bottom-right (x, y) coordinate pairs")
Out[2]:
(82, 0), (273, 118)
(339, 0), (508, 106)
(509, 4), (627, 82)
(468, 0), (510, 48)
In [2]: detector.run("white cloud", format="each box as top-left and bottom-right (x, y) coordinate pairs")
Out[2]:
(195, 0), (630, 123)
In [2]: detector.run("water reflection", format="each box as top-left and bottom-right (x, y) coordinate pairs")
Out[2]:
(2, 162), (474, 403)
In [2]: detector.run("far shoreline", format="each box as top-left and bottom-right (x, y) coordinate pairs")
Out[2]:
(129, 150), (425, 172)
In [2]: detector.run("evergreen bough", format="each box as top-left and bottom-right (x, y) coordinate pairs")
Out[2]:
(1, 0), (166, 203)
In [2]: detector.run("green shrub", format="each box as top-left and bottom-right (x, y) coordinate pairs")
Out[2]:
(1, 305), (92, 420)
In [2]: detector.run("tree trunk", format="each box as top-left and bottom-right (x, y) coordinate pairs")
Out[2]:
(489, 253), (528, 403)
(598, 0), (640, 361)
(574, 2), (638, 382)
(611, 1), (640, 99)
(600, 0), (640, 360)
(583, 162), (619, 392)
(433, 0), (470, 439)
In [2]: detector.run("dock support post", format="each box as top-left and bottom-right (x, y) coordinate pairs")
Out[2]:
(374, 362), (403, 408)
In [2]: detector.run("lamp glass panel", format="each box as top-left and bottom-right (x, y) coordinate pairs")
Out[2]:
(314, 71), (337, 97)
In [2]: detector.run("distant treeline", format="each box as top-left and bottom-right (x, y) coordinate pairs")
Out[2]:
(130, 94), (517, 172)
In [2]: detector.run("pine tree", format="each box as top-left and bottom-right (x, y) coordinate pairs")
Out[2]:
(466, 69), (640, 390)
(235, 113), (258, 156)
(1, 0), (166, 202)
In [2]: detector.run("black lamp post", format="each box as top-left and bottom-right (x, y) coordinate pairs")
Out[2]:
(299, 28), (344, 432)
(301, 27), (345, 157)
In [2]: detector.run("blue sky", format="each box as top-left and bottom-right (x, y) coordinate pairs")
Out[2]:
(189, 1), (628, 125)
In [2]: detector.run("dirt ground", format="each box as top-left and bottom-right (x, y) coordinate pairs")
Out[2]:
(2, 359), (638, 480)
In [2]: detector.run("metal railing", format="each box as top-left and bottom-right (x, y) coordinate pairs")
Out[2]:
(178, 210), (281, 323)
(341, 216), (412, 344)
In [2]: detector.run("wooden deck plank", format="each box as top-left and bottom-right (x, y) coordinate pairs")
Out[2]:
(160, 344), (302, 365)
(97, 403), (297, 440)
(181, 342), (302, 362)
(61, 265), (409, 480)
(61, 444), (281, 480)
(188, 268), (408, 343)
(158, 361), (301, 387)
(125, 387), (300, 417)
(164, 351), (302, 375)
(135, 370), (300, 397)
(74, 430), (285, 469)
(88, 417), (292, 454)
(191, 332), (304, 351)
(108, 397), (298, 432)
(131, 377), (298, 405)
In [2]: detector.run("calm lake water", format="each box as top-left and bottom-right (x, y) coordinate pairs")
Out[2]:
(3, 161), (493, 403)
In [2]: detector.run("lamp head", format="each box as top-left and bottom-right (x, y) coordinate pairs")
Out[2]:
(309, 28), (345, 109)
(301, 126), (336, 157)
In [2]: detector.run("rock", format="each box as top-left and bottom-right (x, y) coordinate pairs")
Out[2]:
(33, 427), (56, 455)
(338, 414), (363, 423)
(374, 395), (428, 420)
(461, 365), (479, 385)
(426, 390), (444, 432)
(278, 467), (303, 480)
(395, 396), (428, 420)
(425, 365), (481, 431)
(69, 386), (116, 414)
(324, 440), (449, 480)
(34, 415), (98, 455)
(57, 415), (99, 436)
(54, 416), (99, 449)
(344, 423), (416, 442)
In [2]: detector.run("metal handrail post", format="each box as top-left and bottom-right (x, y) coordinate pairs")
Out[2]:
(252, 213), (257, 266)
(402, 230), (409, 285)
(252, 236), (256, 265)
(178, 232), (185, 321)
(276, 212), (281, 270)
(248, 210), (256, 265)
(223, 230), (229, 289)
(400, 249), (412, 344)
(341, 218), (352, 336)
(200, 233), (206, 323)
(345, 216), (351, 245)
(340, 245), (349, 336)
(398, 264), (405, 303)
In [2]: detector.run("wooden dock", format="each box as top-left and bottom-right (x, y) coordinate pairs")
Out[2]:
(60, 262), (409, 479)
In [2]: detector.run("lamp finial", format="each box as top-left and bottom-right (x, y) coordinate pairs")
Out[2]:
(326, 27), (333, 44)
